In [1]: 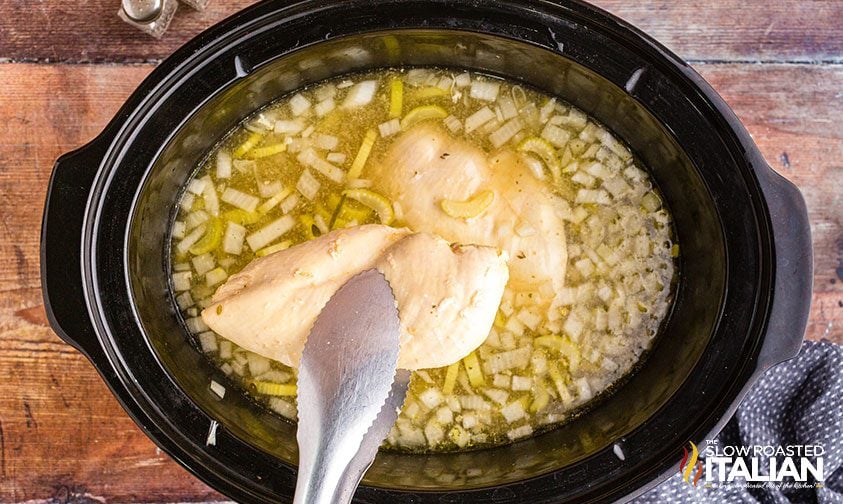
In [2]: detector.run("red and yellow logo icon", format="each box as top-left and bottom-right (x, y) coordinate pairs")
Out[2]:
(680, 442), (704, 486)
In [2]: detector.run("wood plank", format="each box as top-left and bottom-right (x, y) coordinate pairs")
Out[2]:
(0, 0), (841, 63)
(0, 61), (839, 501)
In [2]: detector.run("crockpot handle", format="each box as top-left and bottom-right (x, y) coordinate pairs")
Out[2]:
(40, 137), (109, 363)
(753, 163), (813, 371)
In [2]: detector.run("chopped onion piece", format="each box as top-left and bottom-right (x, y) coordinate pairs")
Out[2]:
(209, 379), (226, 399)
(175, 291), (194, 310)
(576, 188), (611, 205)
(205, 267), (228, 287)
(202, 179), (220, 216)
(501, 400), (526, 423)
(216, 150), (232, 179)
(507, 425), (533, 440)
(378, 118), (401, 138)
(176, 224), (206, 255)
(571, 171), (596, 187)
(186, 316), (209, 333)
(221, 188), (259, 212)
(192, 253), (216, 275)
(326, 152), (347, 164)
(274, 119), (306, 134)
(172, 221), (186, 239)
(511, 376), (532, 391)
(187, 178), (207, 195)
(488, 118), (524, 148)
(179, 193), (195, 212)
(172, 271), (192, 291)
(492, 374), (511, 388)
(199, 332), (217, 354)
(280, 193), (300, 214)
(296, 169), (321, 200)
(246, 215), (295, 251)
(454, 72), (471, 88)
(419, 388), (444, 409)
(464, 106), (496, 133)
(314, 83), (337, 101)
(313, 134), (339, 151)
(314, 97), (336, 117)
(258, 187), (293, 214)
(258, 181), (284, 199)
(297, 148), (346, 183)
(269, 397), (297, 419)
(342, 80), (378, 108)
(222, 221), (246, 255)
(289, 93), (312, 116)
(483, 347), (531, 374)
(540, 123), (571, 148)
(443, 115), (463, 133)
(469, 80), (501, 102)
(185, 210), (209, 231)
(539, 98), (557, 124)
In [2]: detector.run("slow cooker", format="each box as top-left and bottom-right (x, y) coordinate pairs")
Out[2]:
(41, 0), (813, 501)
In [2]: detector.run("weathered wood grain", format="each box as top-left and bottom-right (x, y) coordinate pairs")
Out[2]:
(0, 61), (839, 501)
(0, 0), (841, 64)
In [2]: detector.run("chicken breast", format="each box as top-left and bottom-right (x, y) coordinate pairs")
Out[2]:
(201, 224), (509, 370)
(370, 124), (568, 298)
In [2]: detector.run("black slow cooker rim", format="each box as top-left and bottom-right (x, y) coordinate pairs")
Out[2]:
(72, 0), (784, 502)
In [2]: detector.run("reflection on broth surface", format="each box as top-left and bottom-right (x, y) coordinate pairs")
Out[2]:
(170, 67), (677, 452)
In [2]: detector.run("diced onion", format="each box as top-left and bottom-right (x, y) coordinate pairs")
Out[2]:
(454, 72), (471, 88)
(464, 106), (495, 133)
(192, 253), (216, 275)
(314, 98), (336, 117)
(488, 118), (524, 148)
(187, 178), (207, 195)
(172, 271), (192, 291)
(258, 187), (293, 214)
(172, 221), (186, 239)
(205, 267), (228, 287)
(274, 119), (306, 134)
(443, 115), (463, 133)
(280, 193), (300, 214)
(326, 152), (347, 164)
(507, 425), (533, 440)
(186, 316), (209, 333)
(209, 380), (226, 400)
(540, 123), (571, 148)
(297, 148), (346, 183)
(176, 224), (207, 255)
(342, 80), (378, 108)
(470, 80), (501, 102)
(246, 215), (295, 251)
(419, 388), (444, 409)
(501, 400), (526, 423)
(289, 93), (312, 116)
(296, 169), (321, 200)
(222, 221), (246, 255)
(314, 134), (339, 151)
(221, 188), (260, 212)
(216, 151), (232, 179)
(378, 118), (401, 138)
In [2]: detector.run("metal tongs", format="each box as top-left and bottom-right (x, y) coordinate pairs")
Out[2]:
(294, 269), (410, 504)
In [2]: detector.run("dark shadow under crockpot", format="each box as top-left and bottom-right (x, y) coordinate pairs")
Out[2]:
(40, 1), (812, 503)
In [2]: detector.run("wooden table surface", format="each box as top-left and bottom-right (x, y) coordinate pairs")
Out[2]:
(0, 0), (840, 501)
